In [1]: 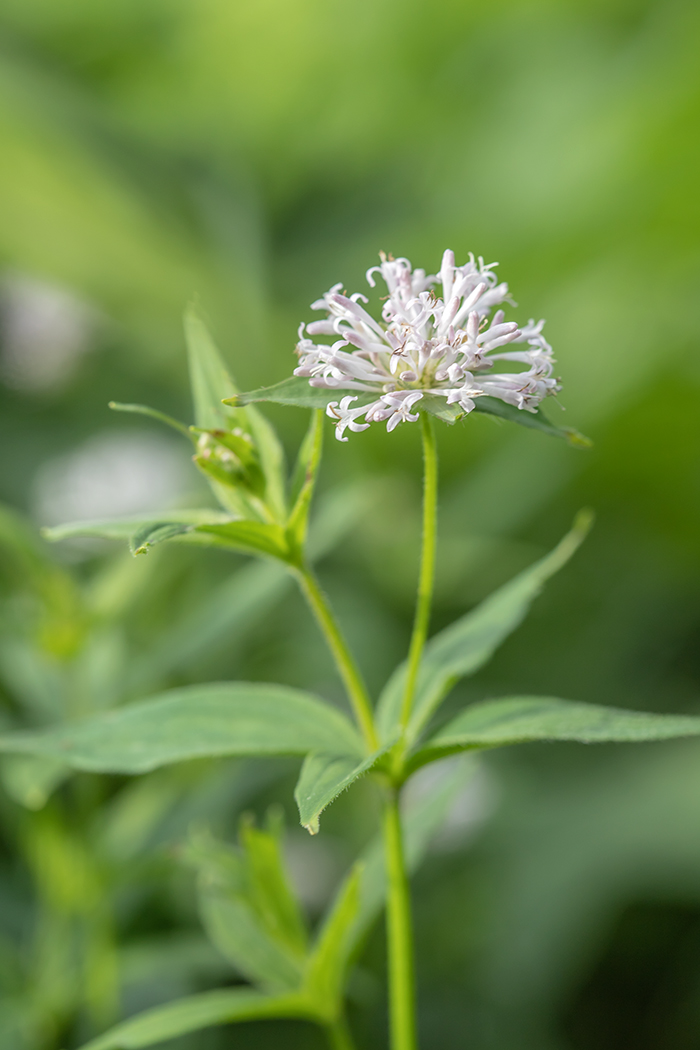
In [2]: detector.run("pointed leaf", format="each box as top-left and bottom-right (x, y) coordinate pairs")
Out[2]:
(295, 748), (390, 835)
(192, 520), (292, 561)
(184, 305), (238, 430)
(0, 755), (69, 809)
(303, 865), (361, 1012)
(229, 381), (589, 446)
(225, 376), (339, 410)
(287, 410), (323, 550)
(129, 522), (194, 556)
(246, 405), (288, 524)
(199, 892), (303, 991)
(76, 989), (315, 1050)
(333, 756), (476, 954)
(413, 696), (700, 767)
(240, 817), (309, 957)
(470, 397), (591, 446)
(0, 683), (364, 773)
(42, 509), (232, 544)
(377, 511), (592, 744)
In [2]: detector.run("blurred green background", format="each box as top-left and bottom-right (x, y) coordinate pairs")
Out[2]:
(1, 0), (700, 1047)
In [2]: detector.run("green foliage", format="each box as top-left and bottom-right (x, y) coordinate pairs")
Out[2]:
(412, 697), (700, 769)
(77, 990), (315, 1050)
(0, 683), (364, 773)
(377, 511), (593, 746)
(228, 379), (589, 444)
(294, 748), (390, 834)
(184, 822), (308, 991)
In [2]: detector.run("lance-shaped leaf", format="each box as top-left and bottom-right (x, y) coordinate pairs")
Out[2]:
(333, 756), (477, 953)
(184, 822), (308, 992)
(303, 865), (361, 1014)
(185, 305), (238, 430)
(185, 306), (287, 521)
(192, 520), (292, 561)
(0, 683), (364, 773)
(228, 379), (589, 445)
(76, 989), (316, 1050)
(377, 511), (592, 745)
(42, 509), (233, 544)
(411, 696), (700, 770)
(286, 410), (323, 551)
(294, 746), (391, 835)
(129, 522), (194, 556)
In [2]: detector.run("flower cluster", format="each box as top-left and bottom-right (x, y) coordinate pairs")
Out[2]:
(294, 250), (560, 440)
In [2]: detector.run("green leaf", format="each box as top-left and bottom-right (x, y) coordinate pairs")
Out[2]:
(184, 304), (239, 430)
(333, 756), (476, 954)
(246, 404), (288, 524)
(42, 509), (232, 544)
(199, 892), (303, 990)
(0, 683), (364, 773)
(413, 697), (700, 767)
(287, 410), (323, 552)
(303, 865), (361, 1013)
(185, 306), (287, 521)
(228, 380), (589, 446)
(108, 402), (192, 440)
(224, 376), (339, 410)
(192, 521), (292, 561)
(129, 522), (194, 556)
(0, 755), (69, 810)
(294, 748), (390, 835)
(470, 397), (591, 446)
(240, 816), (309, 957)
(183, 821), (308, 991)
(377, 511), (592, 745)
(76, 989), (315, 1050)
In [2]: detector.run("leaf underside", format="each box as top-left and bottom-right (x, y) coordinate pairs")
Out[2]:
(294, 746), (390, 834)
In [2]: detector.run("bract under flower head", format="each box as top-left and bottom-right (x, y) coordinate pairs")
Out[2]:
(294, 250), (561, 440)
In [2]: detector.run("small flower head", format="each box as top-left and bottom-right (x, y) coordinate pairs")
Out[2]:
(295, 250), (561, 439)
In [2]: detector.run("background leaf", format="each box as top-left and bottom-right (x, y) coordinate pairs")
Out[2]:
(77, 989), (316, 1050)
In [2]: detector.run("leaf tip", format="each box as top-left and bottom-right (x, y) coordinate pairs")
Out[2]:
(302, 819), (320, 836)
(564, 427), (593, 449)
(221, 396), (239, 407)
(573, 507), (595, 536)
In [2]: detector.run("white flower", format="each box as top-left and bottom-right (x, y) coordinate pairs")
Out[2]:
(295, 250), (561, 440)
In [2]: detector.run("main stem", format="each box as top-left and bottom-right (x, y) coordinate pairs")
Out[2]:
(399, 413), (438, 734)
(384, 790), (417, 1050)
(295, 565), (379, 751)
(383, 413), (438, 1050)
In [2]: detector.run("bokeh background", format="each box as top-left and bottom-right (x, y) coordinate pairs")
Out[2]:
(1, 0), (700, 1047)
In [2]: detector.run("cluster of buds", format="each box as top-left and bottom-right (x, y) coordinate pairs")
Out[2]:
(294, 250), (560, 440)
(193, 427), (264, 497)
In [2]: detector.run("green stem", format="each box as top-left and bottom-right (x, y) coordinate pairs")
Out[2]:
(384, 790), (417, 1050)
(399, 413), (438, 734)
(325, 1016), (356, 1050)
(295, 565), (379, 751)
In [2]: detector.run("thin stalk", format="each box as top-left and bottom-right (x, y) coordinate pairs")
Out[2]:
(295, 565), (379, 751)
(399, 413), (438, 733)
(325, 1016), (357, 1050)
(384, 790), (417, 1050)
